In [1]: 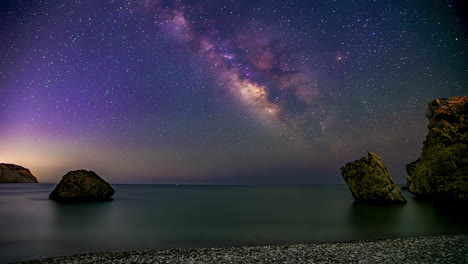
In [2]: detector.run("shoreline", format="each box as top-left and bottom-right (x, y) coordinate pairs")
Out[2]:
(18, 234), (468, 264)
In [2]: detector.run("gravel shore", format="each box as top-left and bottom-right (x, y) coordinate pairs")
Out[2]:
(18, 234), (468, 264)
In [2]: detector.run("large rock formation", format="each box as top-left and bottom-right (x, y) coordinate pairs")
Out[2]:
(341, 151), (406, 204)
(49, 170), (115, 202)
(406, 96), (468, 201)
(0, 163), (38, 183)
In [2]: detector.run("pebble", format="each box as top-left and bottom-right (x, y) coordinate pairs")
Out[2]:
(17, 234), (468, 264)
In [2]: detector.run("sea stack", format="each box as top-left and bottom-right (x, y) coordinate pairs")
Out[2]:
(341, 151), (406, 204)
(406, 96), (468, 201)
(49, 170), (115, 202)
(0, 163), (38, 183)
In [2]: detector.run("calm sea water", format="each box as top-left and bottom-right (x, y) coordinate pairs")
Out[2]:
(0, 184), (467, 263)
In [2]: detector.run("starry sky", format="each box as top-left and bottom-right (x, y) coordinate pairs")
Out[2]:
(0, 0), (466, 184)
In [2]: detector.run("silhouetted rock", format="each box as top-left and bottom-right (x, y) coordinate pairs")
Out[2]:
(0, 163), (38, 183)
(407, 96), (468, 201)
(341, 151), (406, 204)
(49, 170), (114, 202)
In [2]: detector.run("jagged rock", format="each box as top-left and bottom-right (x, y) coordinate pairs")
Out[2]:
(0, 163), (38, 183)
(49, 170), (115, 202)
(406, 96), (468, 201)
(341, 151), (406, 204)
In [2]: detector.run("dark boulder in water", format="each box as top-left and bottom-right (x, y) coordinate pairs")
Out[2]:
(341, 151), (406, 204)
(406, 96), (468, 201)
(0, 163), (38, 183)
(49, 170), (114, 202)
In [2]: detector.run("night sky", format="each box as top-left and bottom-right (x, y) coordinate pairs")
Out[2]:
(0, 0), (466, 184)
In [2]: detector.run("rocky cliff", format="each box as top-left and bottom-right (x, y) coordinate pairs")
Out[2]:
(406, 96), (468, 201)
(341, 151), (406, 204)
(0, 163), (38, 183)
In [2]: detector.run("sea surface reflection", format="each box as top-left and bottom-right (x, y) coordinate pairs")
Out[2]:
(0, 184), (467, 263)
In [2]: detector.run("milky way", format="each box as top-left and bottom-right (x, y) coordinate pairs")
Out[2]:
(136, 0), (328, 145)
(0, 0), (466, 183)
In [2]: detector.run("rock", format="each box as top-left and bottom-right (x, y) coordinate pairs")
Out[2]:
(49, 170), (115, 202)
(0, 163), (38, 183)
(340, 151), (406, 204)
(406, 96), (468, 201)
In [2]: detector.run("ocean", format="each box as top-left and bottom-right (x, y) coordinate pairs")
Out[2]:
(1, 184), (467, 263)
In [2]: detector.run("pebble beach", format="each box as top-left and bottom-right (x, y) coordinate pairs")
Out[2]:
(18, 234), (468, 264)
